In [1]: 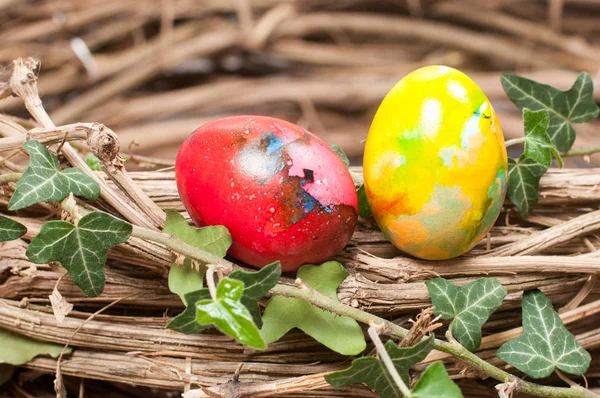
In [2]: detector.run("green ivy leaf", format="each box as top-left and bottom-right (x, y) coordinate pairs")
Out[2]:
(507, 156), (548, 216)
(328, 143), (350, 168)
(0, 215), (26, 242)
(523, 109), (563, 168)
(325, 335), (434, 398)
(497, 289), (591, 378)
(167, 261), (281, 334)
(26, 211), (132, 297)
(426, 277), (506, 351)
(411, 361), (463, 398)
(163, 210), (231, 258)
(261, 261), (366, 355)
(196, 278), (266, 349)
(8, 140), (100, 211)
(167, 289), (211, 334)
(501, 72), (599, 152)
(169, 262), (206, 303)
(0, 328), (71, 365)
(356, 184), (372, 218)
(227, 261), (281, 327)
(85, 153), (102, 171)
(164, 209), (231, 302)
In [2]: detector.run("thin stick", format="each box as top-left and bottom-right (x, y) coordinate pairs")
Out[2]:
(367, 323), (412, 397)
(0, 123), (89, 152)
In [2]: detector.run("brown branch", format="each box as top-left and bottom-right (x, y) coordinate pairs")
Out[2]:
(0, 123), (89, 152)
(184, 372), (335, 398)
(487, 209), (600, 257)
(86, 123), (166, 228)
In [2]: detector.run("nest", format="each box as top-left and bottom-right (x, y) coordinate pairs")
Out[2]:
(1, 1), (600, 397)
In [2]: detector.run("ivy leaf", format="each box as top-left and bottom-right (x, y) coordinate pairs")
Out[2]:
(167, 261), (281, 334)
(164, 209), (231, 302)
(26, 211), (132, 297)
(426, 277), (506, 351)
(261, 261), (366, 355)
(411, 361), (463, 398)
(507, 156), (548, 216)
(501, 72), (599, 152)
(356, 184), (372, 218)
(0, 328), (71, 365)
(325, 335), (434, 398)
(169, 262), (206, 302)
(163, 209), (231, 258)
(8, 140), (100, 211)
(166, 289), (211, 334)
(523, 109), (563, 168)
(497, 289), (591, 378)
(85, 153), (102, 171)
(328, 143), (350, 168)
(227, 261), (281, 327)
(196, 278), (266, 349)
(0, 215), (26, 242)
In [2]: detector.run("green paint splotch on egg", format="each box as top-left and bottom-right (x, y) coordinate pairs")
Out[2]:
(363, 65), (508, 260)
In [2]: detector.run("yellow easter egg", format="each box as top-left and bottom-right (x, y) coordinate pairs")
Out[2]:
(363, 65), (508, 260)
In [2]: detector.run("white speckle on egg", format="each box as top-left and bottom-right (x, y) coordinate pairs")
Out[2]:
(420, 98), (442, 138)
(447, 80), (468, 102)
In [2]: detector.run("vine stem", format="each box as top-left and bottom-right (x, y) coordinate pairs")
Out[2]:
(367, 323), (412, 397)
(206, 266), (218, 301)
(0, 173), (21, 184)
(503, 136), (600, 158)
(563, 146), (600, 157)
(505, 137), (526, 147)
(130, 225), (235, 271)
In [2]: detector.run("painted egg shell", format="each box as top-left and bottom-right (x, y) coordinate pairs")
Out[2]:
(363, 66), (508, 260)
(175, 115), (358, 272)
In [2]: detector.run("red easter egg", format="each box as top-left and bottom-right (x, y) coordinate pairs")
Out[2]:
(175, 115), (358, 272)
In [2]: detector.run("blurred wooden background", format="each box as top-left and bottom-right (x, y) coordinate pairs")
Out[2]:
(1, 0), (599, 167)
